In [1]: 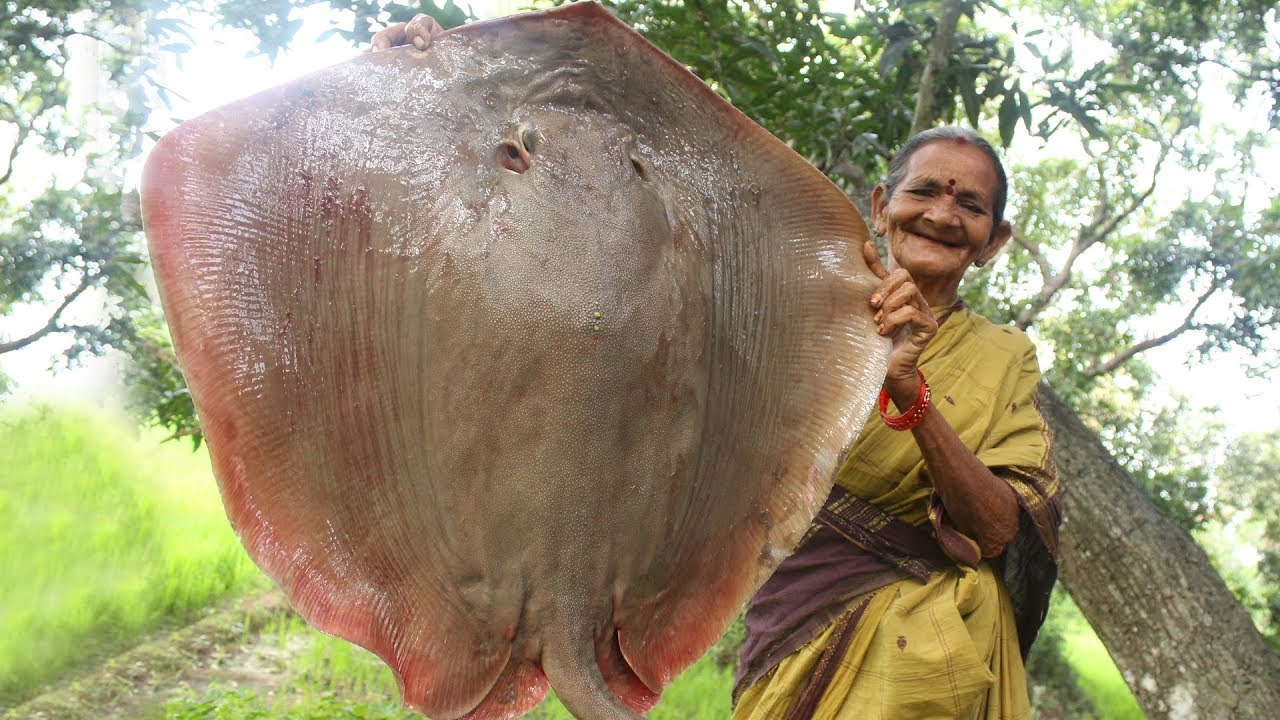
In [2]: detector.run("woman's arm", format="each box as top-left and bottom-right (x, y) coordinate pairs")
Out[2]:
(862, 241), (1019, 557)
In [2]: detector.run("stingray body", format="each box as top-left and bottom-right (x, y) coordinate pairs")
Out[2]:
(142, 4), (888, 718)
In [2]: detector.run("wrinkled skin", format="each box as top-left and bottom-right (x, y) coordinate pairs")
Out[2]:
(142, 4), (888, 719)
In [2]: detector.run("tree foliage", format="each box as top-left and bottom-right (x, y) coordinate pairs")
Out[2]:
(0, 0), (162, 409)
(565, 0), (1035, 197)
(1216, 428), (1280, 649)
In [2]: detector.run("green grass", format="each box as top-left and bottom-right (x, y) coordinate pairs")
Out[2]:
(0, 405), (267, 706)
(1048, 592), (1145, 720)
(157, 614), (424, 720)
(1062, 632), (1145, 719)
(163, 685), (417, 720)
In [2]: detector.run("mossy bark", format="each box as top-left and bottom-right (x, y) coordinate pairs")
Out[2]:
(1043, 386), (1280, 718)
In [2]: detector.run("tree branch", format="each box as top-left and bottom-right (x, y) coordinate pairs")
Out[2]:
(1084, 280), (1219, 377)
(1014, 244), (1080, 330)
(69, 29), (131, 55)
(1085, 140), (1170, 247)
(164, 426), (202, 443)
(1016, 173), (1094, 328)
(1011, 226), (1053, 281)
(0, 277), (95, 355)
(0, 96), (47, 188)
(1015, 141), (1171, 330)
(852, 0), (897, 37)
(1199, 56), (1278, 85)
(0, 125), (27, 187)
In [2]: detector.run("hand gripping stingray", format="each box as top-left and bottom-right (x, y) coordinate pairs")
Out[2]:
(141, 4), (889, 718)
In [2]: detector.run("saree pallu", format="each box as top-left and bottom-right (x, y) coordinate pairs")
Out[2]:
(733, 307), (1061, 719)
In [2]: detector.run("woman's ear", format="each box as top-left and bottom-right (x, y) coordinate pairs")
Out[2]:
(980, 219), (1014, 264)
(870, 184), (888, 235)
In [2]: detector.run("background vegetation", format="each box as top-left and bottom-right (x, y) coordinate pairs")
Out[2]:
(2, 0), (1278, 716)
(0, 407), (266, 707)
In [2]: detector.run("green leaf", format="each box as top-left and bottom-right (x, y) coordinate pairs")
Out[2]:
(878, 35), (912, 79)
(998, 87), (1018, 147)
(961, 76), (982, 128)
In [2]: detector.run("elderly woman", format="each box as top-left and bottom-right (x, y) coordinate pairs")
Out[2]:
(732, 127), (1063, 719)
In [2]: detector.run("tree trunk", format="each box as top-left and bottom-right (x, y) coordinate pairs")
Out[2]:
(910, 0), (963, 136)
(1040, 386), (1280, 718)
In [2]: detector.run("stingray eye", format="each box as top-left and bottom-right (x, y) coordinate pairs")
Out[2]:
(498, 140), (530, 174)
(630, 154), (651, 182)
(498, 126), (538, 174)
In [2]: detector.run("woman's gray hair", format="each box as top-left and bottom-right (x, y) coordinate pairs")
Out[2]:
(881, 126), (1008, 228)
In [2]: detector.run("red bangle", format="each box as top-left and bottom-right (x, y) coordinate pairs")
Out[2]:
(879, 369), (931, 431)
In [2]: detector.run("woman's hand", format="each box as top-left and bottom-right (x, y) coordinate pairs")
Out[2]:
(368, 14), (447, 52)
(861, 241), (938, 407)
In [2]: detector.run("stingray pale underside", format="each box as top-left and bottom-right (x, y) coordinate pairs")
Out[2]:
(142, 3), (889, 718)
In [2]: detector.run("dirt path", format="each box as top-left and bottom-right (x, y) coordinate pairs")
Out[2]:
(3, 591), (297, 720)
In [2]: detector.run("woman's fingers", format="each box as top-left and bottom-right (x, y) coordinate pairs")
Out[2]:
(405, 13), (447, 50)
(878, 305), (935, 338)
(871, 273), (936, 348)
(368, 14), (446, 52)
(870, 268), (914, 311)
(874, 281), (919, 317)
(368, 22), (408, 51)
(861, 240), (934, 352)
(862, 240), (889, 282)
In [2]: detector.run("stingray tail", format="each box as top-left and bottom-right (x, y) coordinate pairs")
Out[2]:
(543, 635), (646, 720)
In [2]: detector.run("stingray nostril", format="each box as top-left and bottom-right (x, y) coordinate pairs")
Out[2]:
(630, 155), (650, 182)
(521, 126), (539, 153)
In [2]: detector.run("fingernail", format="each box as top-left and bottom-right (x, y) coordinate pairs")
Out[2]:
(875, 312), (882, 322)
(871, 294), (880, 304)
(413, 36), (426, 49)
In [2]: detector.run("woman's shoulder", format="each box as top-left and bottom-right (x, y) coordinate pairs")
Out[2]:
(958, 308), (1037, 360)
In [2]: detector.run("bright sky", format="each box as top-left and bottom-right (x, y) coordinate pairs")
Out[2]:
(1, 1), (1276, 433)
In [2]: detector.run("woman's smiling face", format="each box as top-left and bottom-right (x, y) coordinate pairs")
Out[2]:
(871, 139), (1011, 306)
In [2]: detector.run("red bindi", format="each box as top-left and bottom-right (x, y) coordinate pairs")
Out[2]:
(945, 178), (956, 196)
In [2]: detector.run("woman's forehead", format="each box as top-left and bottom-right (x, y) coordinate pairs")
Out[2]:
(904, 140), (998, 193)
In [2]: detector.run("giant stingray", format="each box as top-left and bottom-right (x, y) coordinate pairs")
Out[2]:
(141, 3), (889, 718)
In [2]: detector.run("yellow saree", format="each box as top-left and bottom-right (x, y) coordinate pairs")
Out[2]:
(734, 306), (1061, 720)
